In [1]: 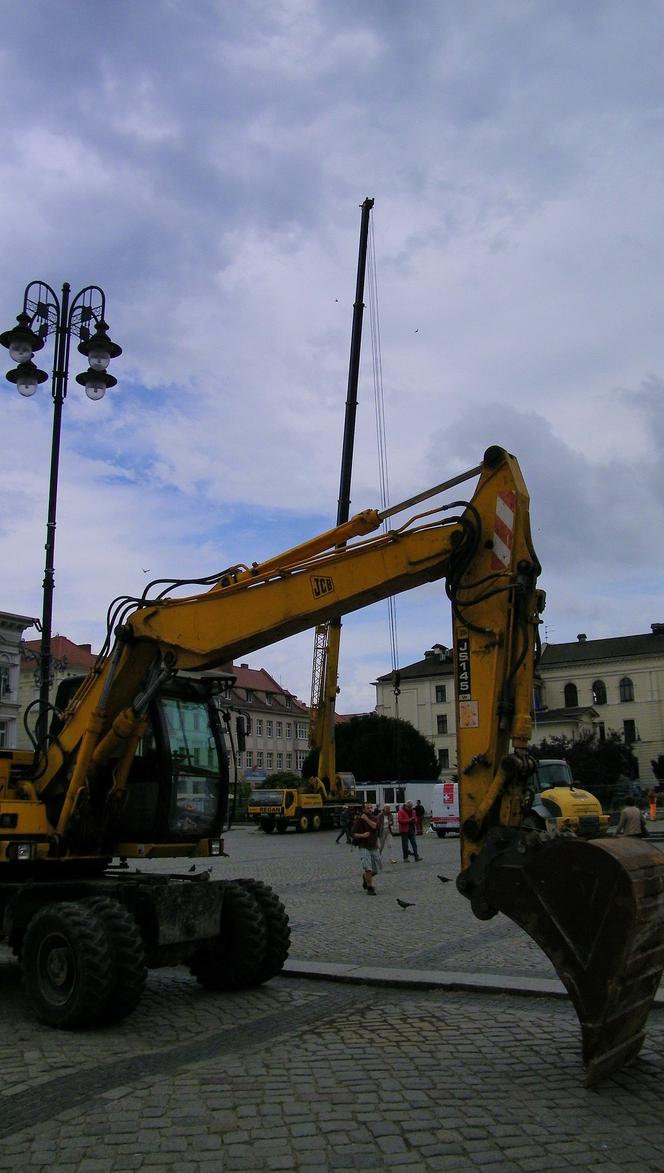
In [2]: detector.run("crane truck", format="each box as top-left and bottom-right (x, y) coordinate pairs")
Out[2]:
(1, 445), (663, 1087)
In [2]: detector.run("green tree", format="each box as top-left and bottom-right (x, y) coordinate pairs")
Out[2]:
(302, 714), (439, 783)
(530, 732), (639, 809)
(254, 771), (301, 790)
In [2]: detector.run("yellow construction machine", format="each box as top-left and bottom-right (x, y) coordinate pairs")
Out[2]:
(1, 445), (663, 1086)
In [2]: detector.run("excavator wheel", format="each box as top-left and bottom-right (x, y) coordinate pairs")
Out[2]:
(235, 879), (291, 984)
(482, 834), (664, 1085)
(85, 897), (147, 1023)
(189, 881), (267, 991)
(22, 901), (115, 1028)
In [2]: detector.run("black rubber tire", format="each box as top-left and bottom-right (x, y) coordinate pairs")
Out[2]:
(260, 819), (276, 834)
(276, 822), (288, 834)
(22, 901), (114, 1028)
(296, 814), (309, 832)
(235, 879), (291, 984)
(310, 814), (321, 832)
(189, 881), (267, 991)
(435, 829), (446, 839)
(85, 897), (147, 1023)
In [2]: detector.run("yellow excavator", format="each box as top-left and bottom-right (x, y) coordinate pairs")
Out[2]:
(1, 445), (663, 1086)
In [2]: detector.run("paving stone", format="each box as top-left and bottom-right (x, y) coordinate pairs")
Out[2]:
(1, 831), (663, 1172)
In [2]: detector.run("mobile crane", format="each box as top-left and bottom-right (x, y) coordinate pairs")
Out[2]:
(1, 445), (663, 1086)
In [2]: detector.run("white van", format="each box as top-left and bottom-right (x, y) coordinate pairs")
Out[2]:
(430, 781), (460, 837)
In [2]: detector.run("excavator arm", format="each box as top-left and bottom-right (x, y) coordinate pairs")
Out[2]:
(22, 444), (664, 1083)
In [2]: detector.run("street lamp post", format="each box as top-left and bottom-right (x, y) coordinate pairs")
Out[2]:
(1, 281), (121, 747)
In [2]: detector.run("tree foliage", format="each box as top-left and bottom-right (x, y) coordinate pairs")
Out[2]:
(302, 714), (439, 783)
(530, 732), (639, 808)
(255, 771), (301, 790)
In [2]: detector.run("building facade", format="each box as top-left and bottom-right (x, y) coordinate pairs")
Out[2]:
(18, 636), (100, 751)
(0, 610), (38, 748)
(375, 644), (456, 779)
(536, 626), (664, 780)
(375, 626), (664, 785)
(221, 663), (310, 780)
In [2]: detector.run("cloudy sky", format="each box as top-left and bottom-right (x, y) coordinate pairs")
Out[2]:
(2, 0), (664, 712)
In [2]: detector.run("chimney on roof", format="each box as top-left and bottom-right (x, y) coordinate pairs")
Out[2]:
(651, 624), (664, 635)
(78, 644), (92, 654)
(577, 633), (587, 642)
(240, 663), (249, 669)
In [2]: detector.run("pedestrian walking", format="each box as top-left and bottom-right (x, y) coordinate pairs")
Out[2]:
(616, 796), (648, 837)
(378, 803), (397, 864)
(351, 802), (381, 894)
(336, 805), (353, 844)
(414, 799), (425, 835)
(397, 800), (421, 861)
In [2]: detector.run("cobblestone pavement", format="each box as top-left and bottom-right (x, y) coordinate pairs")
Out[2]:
(1, 827), (663, 1171)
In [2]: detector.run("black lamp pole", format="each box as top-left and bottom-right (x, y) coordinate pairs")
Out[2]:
(1, 281), (121, 748)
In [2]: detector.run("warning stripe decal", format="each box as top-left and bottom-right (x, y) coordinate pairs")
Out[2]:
(492, 490), (516, 570)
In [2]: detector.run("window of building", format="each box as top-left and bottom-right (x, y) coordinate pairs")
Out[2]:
(276, 752), (283, 770)
(623, 719), (637, 746)
(296, 722), (307, 740)
(265, 694), (273, 705)
(0, 721), (7, 747)
(266, 752), (273, 770)
(286, 753), (292, 769)
(286, 722), (292, 738)
(286, 697), (292, 710)
(297, 750), (307, 770)
(0, 666), (10, 699)
(276, 721), (282, 737)
(534, 684), (543, 711)
(564, 682), (578, 707)
(256, 752), (264, 767)
(438, 748), (450, 769)
(436, 714), (448, 735)
(435, 685), (447, 703)
(619, 677), (635, 703)
(256, 719), (263, 736)
(597, 722), (606, 742)
(592, 680), (607, 705)
(266, 720), (273, 737)
(246, 751), (253, 767)
(245, 690), (253, 703)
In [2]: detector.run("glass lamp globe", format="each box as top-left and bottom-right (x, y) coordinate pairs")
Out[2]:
(85, 376), (107, 401)
(87, 345), (111, 371)
(9, 338), (34, 364)
(16, 374), (39, 396)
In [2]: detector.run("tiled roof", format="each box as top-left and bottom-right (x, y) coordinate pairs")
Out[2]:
(534, 705), (598, 722)
(21, 636), (98, 670)
(376, 656), (454, 683)
(540, 631), (664, 665)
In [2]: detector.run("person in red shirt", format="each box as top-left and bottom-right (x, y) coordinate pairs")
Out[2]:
(397, 801), (421, 862)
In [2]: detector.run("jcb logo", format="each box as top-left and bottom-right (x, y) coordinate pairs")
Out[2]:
(311, 575), (334, 599)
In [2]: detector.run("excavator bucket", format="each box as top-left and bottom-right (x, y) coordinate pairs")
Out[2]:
(484, 835), (664, 1085)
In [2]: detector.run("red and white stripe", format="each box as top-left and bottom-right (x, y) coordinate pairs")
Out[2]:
(492, 490), (516, 570)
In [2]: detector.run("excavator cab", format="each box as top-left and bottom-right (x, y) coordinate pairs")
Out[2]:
(50, 675), (230, 849)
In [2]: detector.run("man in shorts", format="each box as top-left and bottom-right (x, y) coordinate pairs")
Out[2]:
(351, 803), (380, 895)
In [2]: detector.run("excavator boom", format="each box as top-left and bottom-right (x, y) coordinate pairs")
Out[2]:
(7, 444), (664, 1082)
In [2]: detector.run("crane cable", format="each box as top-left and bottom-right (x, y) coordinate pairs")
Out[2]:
(366, 216), (402, 724)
